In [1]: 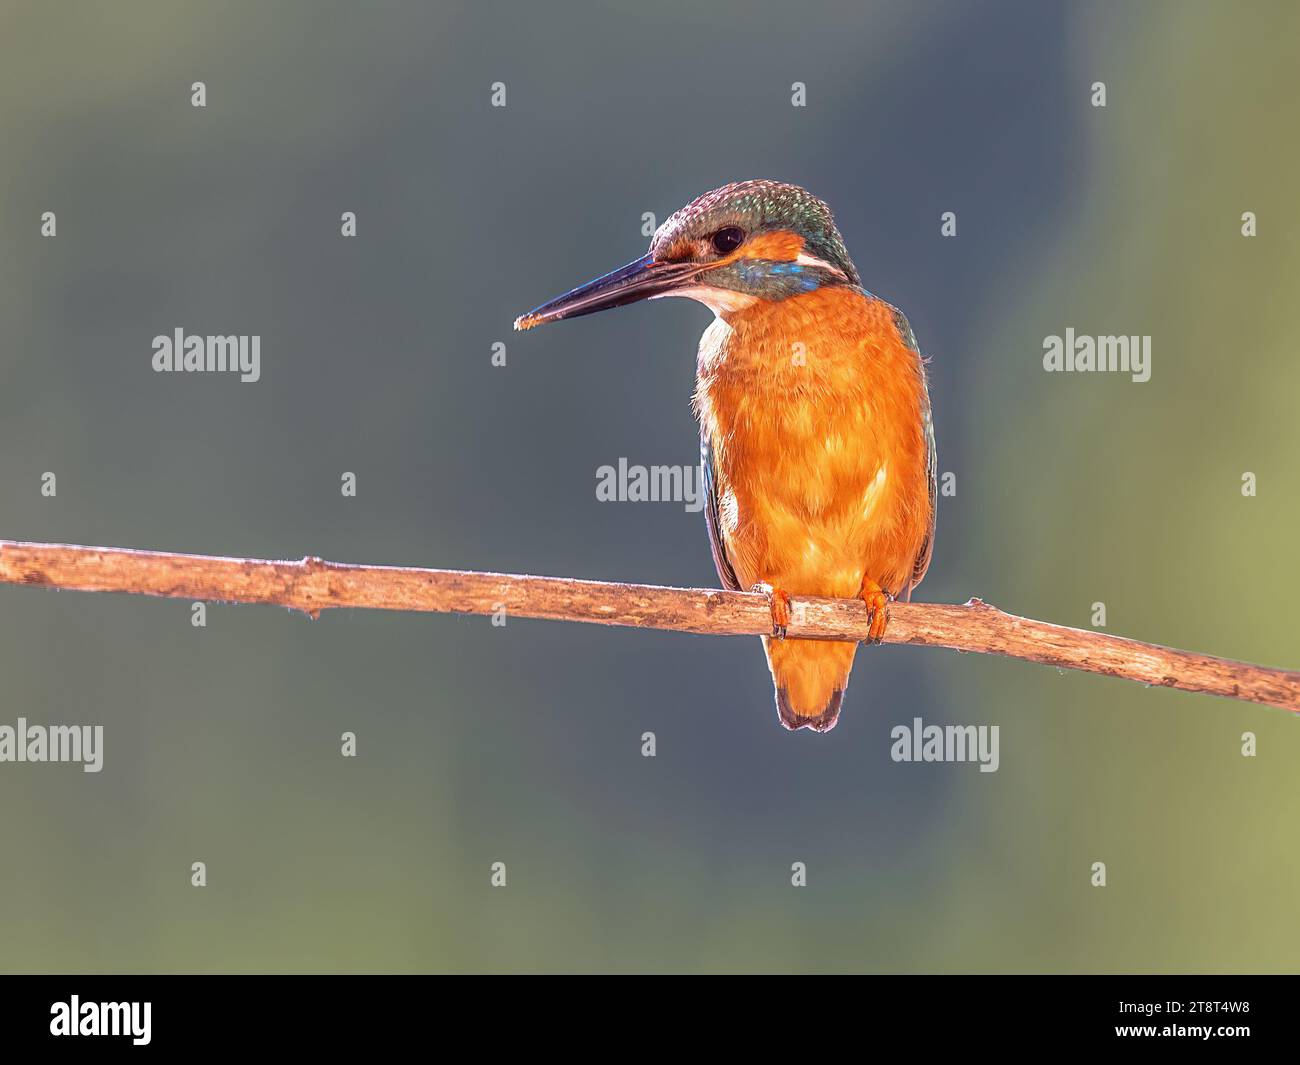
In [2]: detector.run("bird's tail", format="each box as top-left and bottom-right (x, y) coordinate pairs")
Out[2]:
(763, 637), (858, 733)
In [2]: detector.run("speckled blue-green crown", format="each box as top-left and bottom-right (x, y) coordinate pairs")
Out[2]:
(652, 180), (860, 287)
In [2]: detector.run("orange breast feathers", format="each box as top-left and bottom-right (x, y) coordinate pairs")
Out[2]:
(693, 286), (933, 601)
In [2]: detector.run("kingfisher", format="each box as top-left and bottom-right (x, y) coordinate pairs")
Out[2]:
(515, 181), (936, 733)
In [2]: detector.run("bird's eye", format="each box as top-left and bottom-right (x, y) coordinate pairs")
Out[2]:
(710, 227), (746, 255)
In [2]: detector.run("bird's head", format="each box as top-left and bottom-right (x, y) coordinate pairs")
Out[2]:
(513, 180), (860, 331)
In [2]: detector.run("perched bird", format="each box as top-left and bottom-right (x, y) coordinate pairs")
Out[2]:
(515, 180), (935, 733)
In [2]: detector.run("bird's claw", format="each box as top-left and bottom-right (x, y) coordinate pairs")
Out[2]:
(752, 582), (792, 639)
(860, 580), (891, 645)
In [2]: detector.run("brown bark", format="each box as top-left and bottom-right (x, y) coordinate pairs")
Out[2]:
(2, 539), (1297, 711)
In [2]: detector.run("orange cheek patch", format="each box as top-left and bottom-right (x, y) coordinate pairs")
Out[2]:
(740, 230), (804, 262)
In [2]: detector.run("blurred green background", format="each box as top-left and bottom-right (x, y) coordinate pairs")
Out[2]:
(1, 0), (1297, 973)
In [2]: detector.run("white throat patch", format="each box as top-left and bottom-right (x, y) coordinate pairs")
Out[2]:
(652, 286), (760, 317)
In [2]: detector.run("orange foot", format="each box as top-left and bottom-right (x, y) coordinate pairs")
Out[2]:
(859, 576), (891, 645)
(752, 582), (792, 639)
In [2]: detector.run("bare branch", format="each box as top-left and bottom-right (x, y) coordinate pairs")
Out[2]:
(2, 539), (1297, 711)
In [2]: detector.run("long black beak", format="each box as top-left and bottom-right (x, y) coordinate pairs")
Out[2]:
(513, 253), (705, 331)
